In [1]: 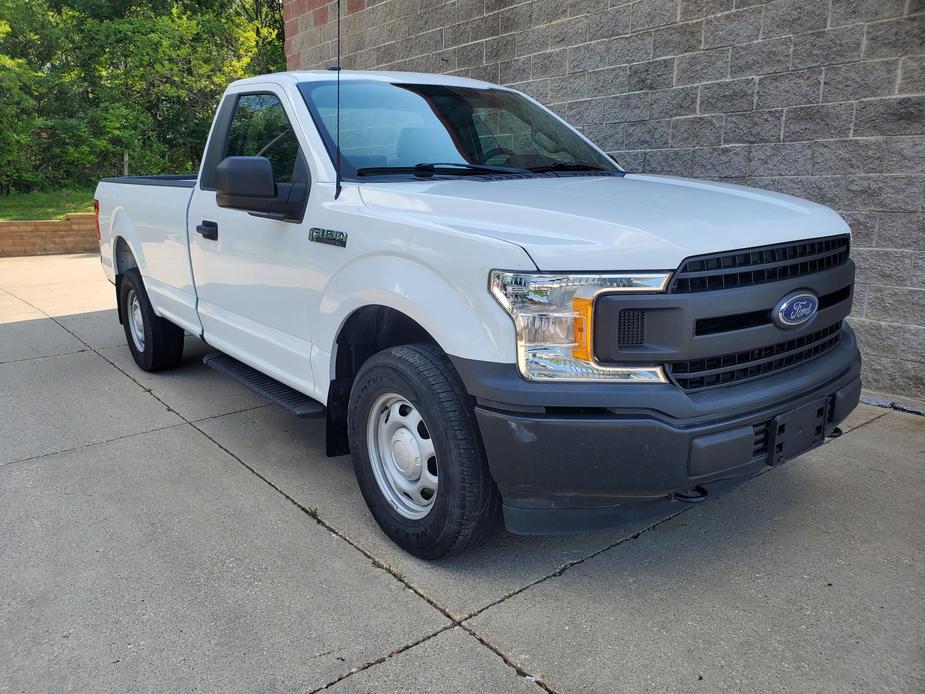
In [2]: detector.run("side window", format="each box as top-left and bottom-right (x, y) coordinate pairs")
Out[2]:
(224, 94), (301, 183)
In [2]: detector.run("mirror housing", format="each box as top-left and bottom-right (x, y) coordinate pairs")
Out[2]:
(215, 156), (307, 222)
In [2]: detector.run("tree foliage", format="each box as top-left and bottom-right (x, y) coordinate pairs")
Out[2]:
(0, 0), (284, 193)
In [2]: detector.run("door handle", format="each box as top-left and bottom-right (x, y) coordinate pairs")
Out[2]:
(196, 220), (218, 241)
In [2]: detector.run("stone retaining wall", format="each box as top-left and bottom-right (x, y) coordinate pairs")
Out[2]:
(0, 214), (99, 258)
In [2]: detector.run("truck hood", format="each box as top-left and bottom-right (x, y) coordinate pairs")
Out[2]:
(357, 173), (849, 271)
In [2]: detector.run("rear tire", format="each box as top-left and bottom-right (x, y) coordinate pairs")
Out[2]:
(348, 343), (501, 559)
(119, 268), (184, 372)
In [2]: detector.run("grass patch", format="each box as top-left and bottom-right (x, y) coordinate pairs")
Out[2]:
(0, 189), (96, 221)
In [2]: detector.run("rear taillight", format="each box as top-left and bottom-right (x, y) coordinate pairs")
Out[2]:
(93, 199), (101, 241)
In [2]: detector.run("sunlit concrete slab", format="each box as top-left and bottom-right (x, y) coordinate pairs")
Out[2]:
(0, 350), (181, 464)
(1, 425), (449, 692)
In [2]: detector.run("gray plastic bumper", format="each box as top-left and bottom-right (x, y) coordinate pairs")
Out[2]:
(452, 326), (862, 535)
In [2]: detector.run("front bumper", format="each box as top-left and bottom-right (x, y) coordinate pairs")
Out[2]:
(451, 325), (862, 535)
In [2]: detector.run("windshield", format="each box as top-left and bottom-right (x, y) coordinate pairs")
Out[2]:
(298, 80), (619, 179)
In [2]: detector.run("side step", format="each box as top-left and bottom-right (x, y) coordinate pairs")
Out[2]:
(202, 352), (325, 418)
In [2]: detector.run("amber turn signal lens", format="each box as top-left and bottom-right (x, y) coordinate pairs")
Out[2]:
(572, 296), (593, 362)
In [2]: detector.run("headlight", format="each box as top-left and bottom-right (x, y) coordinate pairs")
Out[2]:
(489, 270), (671, 381)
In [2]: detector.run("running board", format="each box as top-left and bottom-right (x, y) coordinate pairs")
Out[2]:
(202, 352), (324, 418)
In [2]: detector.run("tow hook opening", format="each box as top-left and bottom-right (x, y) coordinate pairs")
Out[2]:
(674, 486), (708, 503)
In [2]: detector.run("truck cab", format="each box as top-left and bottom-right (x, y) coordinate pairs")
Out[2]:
(95, 70), (861, 558)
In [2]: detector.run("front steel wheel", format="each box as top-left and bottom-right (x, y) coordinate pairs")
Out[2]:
(348, 343), (501, 559)
(367, 393), (439, 520)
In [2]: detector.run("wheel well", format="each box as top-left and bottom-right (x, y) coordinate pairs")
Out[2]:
(325, 305), (438, 457)
(113, 237), (138, 324)
(114, 236), (138, 275)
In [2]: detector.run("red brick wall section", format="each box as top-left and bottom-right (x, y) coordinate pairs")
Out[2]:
(0, 214), (99, 258)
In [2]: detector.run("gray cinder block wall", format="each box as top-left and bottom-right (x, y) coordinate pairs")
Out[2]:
(284, 0), (925, 401)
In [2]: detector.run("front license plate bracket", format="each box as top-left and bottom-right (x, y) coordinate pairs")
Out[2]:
(768, 397), (829, 466)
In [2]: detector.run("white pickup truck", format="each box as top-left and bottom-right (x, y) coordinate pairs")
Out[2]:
(95, 70), (861, 558)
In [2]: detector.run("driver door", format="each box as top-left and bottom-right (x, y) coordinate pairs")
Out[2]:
(188, 88), (317, 394)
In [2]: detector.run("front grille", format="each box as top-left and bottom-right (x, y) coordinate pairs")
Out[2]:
(693, 284), (853, 337)
(669, 321), (843, 391)
(617, 309), (645, 346)
(670, 235), (850, 294)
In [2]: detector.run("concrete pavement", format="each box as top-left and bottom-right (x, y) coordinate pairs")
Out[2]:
(1, 253), (923, 693)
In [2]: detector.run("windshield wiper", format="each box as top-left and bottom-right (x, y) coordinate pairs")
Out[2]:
(356, 162), (529, 177)
(527, 162), (614, 173)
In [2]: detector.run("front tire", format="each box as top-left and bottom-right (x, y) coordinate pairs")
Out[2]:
(348, 344), (500, 559)
(119, 268), (184, 372)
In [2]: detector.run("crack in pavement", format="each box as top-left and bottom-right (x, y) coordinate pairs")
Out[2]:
(3, 283), (897, 693)
(0, 421), (187, 469)
(0, 348), (90, 365)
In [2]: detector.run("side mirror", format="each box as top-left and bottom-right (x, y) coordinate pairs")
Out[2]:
(215, 156), (276, 199)
(215, 156), (307, 222)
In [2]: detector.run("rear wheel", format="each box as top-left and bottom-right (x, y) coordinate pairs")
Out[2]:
(348, 343), (501, 559)
(119, 268), (184, 372)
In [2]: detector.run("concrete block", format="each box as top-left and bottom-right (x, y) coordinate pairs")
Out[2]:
(843, 175), (923, 212)
(829, 0), (905, 26)
(588, 6), (633, 41)
(783, 103), (853, 141)
(823, 59), (900, 102)
(652, 20), (703, 58)
(649, 86), (699, 118)
(730, 37), (792, 77)
(699, 77), (756, 113)
(877, 212), (925, 251)
(749, 142), (814, 176)
(863, 14), (925, 60)
(644, 148), (694, 175)
(630, 0), (676, 31)
(898, 56), (925, 94)
(628, 57), (675, 91)
(756, 69), (823, 109)
(676, 48), (731, 86)
(670, 114), (724, 148)
(791, 26), (863, 70)
(691, 145), (749, 177)
(762, 0), (828, 38)
(854, 96), (925, 136)
(702, 7), (762, 48)
(812, 139), (885, 175)
(723, 109), (783, 144)
(678, 0), (734, 21)
(625, 119), (671, 149)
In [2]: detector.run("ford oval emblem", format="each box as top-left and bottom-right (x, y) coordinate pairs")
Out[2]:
(774, 292), (819, 328)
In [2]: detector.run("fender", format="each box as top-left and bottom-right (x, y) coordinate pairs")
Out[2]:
(313, 254), (521, 397)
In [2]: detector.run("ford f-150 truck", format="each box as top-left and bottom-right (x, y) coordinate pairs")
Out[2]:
(95, 70), (861, 558)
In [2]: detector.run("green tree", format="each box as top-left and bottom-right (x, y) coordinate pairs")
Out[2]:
(0, 0), (284, 192)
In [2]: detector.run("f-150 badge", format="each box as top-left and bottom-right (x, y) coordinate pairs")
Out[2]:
(309, 228), (347, 247)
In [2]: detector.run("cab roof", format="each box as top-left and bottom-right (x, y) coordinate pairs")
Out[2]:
(229, 69), (502, 91)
